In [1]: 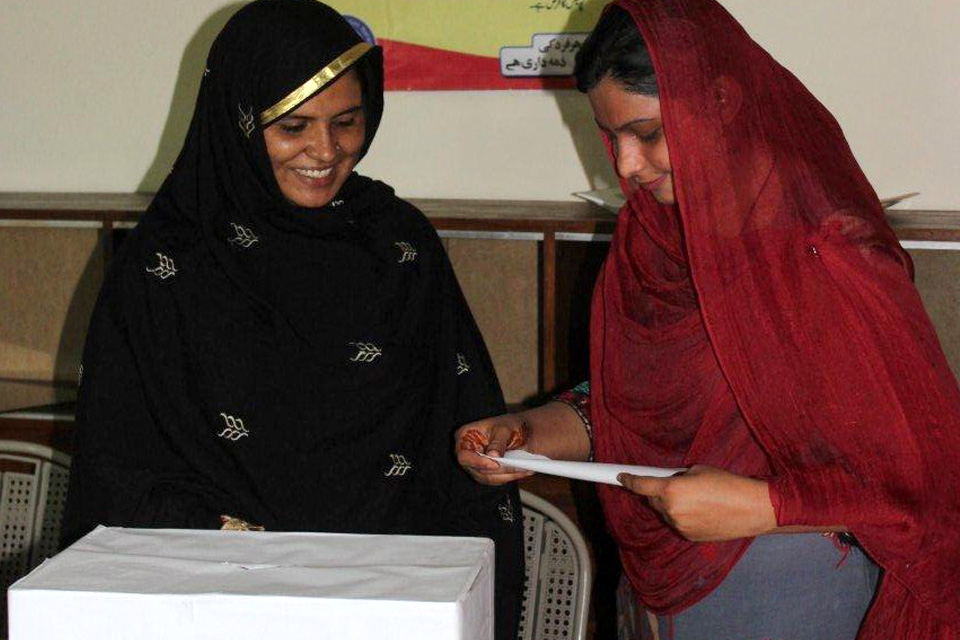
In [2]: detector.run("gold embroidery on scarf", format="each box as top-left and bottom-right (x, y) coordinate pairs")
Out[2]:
(259, 42), (373, 125)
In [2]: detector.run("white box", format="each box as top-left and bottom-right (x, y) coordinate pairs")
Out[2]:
(9, 526), (494, 640)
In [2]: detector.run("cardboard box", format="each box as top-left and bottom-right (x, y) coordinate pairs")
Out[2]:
(9, 526), (494, 640)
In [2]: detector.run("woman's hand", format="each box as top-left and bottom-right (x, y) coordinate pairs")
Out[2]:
(617, 465), (777, 542)
(455, 401), (592, 486)
(220, 515), (265, 531)
(455, 413), (534, 486)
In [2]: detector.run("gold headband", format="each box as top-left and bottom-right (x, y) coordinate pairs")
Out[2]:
(259, 42), (373, 125)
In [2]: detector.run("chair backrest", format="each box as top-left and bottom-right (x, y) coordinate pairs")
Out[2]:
(0, 440), (71, 627)
(518, 489), (592, 640)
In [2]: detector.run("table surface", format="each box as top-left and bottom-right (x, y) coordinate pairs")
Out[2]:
(2, 192), (959, 238)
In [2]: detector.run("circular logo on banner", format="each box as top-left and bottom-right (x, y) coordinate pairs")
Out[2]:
(344, 16), (376, 45)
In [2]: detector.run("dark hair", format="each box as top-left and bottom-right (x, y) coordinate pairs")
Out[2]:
(574, 5), (658, 96)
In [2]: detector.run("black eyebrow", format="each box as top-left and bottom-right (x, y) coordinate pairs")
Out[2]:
(278, 105), (363, 122)
(595, 116), (655, 133)
(332, 105), (363, 119)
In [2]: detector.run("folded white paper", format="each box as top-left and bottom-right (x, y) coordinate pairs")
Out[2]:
(879, 191), (920, 208)
(9, 527), (494, 640)
(573, 187), (625, 213)
(483, 450), (685, 485)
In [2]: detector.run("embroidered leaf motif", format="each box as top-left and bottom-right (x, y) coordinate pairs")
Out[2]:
(498, 495), (515, 523)
(456, 353), (470, 376)
(394, 241), (417, 264)
(238, 103), (256, 138)
(228, 222), (259, 248)
(218, 413), (250, 441)
(146, 252), (177, 279)
(384, 453), (413, 477)
(349, 342), (382, 363)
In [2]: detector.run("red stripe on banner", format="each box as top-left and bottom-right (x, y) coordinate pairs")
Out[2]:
(380, 39), (575, 91)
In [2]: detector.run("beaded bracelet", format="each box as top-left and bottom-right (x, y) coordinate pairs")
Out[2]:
(553, 381), (593, 461)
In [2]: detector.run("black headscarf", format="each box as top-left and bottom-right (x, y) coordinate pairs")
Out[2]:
(62, 2), (522, 637)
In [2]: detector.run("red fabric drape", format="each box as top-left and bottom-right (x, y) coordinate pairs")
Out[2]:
(590, 1), (960, 636)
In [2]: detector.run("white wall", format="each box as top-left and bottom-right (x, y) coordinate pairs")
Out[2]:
(2, 0), (958, 208)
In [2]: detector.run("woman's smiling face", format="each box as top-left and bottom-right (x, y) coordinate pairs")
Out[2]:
(263, 69), (366, 208)
(588, 74), (674, 204)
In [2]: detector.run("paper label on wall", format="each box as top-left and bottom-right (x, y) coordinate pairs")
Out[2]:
(326, 0), (606, 90)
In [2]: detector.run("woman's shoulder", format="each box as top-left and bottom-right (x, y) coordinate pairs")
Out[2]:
(359, 178), (441, 242)
(390, 194), (436, 235)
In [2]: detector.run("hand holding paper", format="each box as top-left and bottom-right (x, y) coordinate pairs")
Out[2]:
(455, 413), (534, 486)
(482, 450), (685, 486)
(618, 465), (778, 541)
(455, 403), (595, 486)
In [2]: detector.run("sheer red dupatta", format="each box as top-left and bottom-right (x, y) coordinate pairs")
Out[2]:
(590, 0), (960, 636)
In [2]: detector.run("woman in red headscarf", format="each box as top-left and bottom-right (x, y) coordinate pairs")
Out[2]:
(456, 1), (960, 638)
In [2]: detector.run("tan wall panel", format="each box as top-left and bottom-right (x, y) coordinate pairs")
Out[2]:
(0, 228), (105, 410)
(910, 249), (960, 381)
(445, 238), (538, 405)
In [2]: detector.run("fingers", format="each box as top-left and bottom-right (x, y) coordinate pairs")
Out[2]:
(455, 415), (531, 486)
(456, 449), (533, 485)
(618, 474), (679, 528)
(456, 446), (504, 473)
(468, 469), (535, 486)
(455, 417), (525, 458)
(455, 426), (487, 453)
(485, 431), (513, 458)
(617, 473), (668, 497)
(455, 429), (532, 486)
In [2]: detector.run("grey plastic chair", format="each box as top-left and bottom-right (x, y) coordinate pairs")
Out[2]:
(518, 489), (592, 640)
(0, 441), (71, 632)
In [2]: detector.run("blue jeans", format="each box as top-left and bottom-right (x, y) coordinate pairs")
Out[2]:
(619, 534), (880, 640)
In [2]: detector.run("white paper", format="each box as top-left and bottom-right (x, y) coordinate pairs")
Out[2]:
(573, 187), (625, 213)
(879, 191), (920, 208)
(482, 450), (685, 485)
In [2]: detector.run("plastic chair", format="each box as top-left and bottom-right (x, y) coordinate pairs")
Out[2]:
(0, 441), (71, 632)
(518, 489), (592, 640)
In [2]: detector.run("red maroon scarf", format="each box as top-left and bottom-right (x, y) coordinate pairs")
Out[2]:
(590, 1), (960, 636)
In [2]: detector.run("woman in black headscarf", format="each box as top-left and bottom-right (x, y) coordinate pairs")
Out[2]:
(62, 1), (522, 637)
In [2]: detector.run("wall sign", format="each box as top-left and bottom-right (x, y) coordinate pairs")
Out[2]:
(328, 0), (606, 90)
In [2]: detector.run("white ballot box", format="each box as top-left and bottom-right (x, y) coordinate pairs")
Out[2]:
(9, 526), (494, 640)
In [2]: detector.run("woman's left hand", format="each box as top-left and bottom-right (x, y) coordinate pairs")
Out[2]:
(617, 465), (777, 542)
